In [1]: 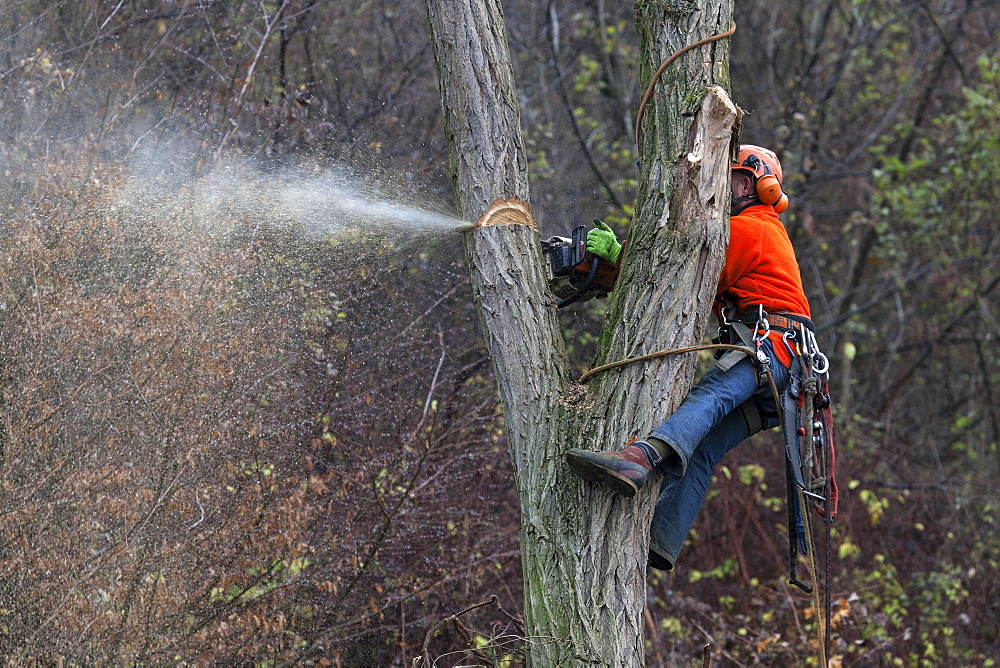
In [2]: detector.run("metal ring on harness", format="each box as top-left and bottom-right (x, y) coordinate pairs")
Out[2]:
(812, 351), (830, 376)
(752, 306), (770, 344)
(781, 328), (798, 363)
(802, 328), (830, 375)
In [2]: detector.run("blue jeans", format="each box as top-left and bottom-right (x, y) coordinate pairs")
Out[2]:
(647, 342), (789, 569)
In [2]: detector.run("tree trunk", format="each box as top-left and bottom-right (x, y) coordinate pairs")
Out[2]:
(425, 0), (735, 664)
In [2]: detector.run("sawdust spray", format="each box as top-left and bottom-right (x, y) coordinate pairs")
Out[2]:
(113, 148), (472, 245)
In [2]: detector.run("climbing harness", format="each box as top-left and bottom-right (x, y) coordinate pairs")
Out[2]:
(722, 306), (838, 667)
(579, 307), (838, 665)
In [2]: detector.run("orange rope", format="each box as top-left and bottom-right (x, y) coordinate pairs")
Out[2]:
(634, 21), (737, 149)
(578, 342), (753, 384)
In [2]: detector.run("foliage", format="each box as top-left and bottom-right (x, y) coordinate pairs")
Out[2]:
(0, 154), (518, 663)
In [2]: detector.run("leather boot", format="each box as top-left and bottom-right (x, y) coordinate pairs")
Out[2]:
(565, 442), (660, 497)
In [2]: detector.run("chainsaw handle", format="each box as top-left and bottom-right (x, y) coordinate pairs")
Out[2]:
(570, 224), (588, 266)
(556, 252), (600, 308)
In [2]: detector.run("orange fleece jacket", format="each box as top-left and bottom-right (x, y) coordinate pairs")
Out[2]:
(716, 204), (811, 367)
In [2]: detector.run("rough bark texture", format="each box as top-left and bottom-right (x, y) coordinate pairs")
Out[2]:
(426, 0), (734, 665)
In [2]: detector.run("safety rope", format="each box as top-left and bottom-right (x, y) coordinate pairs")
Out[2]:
(824, 438), (834, 660)
(634, 21), (737, 149)
(799, 488), (828, 668)
(578, 342), (752, 384)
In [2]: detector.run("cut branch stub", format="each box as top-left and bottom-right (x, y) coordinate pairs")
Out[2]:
(475, 197), (536, 228)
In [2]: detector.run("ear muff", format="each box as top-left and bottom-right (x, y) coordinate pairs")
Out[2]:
(735, 151), (790, 213)
(755, 164), (783, 206)
(756, 174), (782, 205)
(773, 192), (789, 214)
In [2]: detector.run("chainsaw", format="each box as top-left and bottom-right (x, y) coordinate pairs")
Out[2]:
(541, 223), (621, 308)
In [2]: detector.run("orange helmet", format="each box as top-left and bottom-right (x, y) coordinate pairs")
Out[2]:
(733, 144), (788, 213)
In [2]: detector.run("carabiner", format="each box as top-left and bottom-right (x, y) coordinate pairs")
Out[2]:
(799, 329), (829, 375)
(752, 306), (770, 345)
(812, 351), (830, 375)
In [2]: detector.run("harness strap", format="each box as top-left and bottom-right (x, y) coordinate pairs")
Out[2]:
(714, 321), (756, 372)
(732, 307), (815, 332)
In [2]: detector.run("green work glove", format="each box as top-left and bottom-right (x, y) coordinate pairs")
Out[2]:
(586, 220), (622, 264)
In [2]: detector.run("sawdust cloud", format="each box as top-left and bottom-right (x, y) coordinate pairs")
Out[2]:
(110, 145), (471, 246)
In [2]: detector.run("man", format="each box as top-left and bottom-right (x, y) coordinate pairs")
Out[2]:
(566, 144), (811, 571)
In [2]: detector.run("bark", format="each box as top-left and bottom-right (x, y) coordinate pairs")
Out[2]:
(425, 0), (735, 664)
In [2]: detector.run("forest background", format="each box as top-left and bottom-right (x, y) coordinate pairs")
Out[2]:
(0, 0), (996, 665)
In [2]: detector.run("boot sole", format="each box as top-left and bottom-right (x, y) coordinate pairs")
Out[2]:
(565, 450), (640, 497)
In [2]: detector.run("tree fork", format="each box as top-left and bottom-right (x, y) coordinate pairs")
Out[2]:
(426, 0), (735, 664)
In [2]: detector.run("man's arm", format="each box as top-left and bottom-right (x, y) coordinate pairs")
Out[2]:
(716, 216), (761, 296)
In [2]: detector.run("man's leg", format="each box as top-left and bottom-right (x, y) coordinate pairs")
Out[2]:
(648, 400), (780, 569)
(647, 351), (789, 569)
(648, 353), (765, 477)
(565, 343), (786, 498)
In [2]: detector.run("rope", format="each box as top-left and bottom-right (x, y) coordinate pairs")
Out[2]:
(800, 488), (828, 668)
(824, 419), (835, 660)
(634, 21), (737, 149)
(578, 342), (754, 384)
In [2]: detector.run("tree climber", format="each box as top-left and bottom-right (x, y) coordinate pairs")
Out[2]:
(566, 144), (812, 571)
